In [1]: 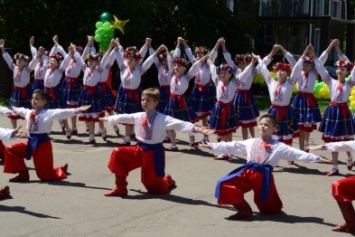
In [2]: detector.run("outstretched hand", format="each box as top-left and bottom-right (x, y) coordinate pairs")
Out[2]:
(308, 144), (326, 151)
(318, 155), (333, 164)
(198, 141), (212, 149)
(12, 126), (28, 138)
(76, 105), (91, 113)
(99, 117), (108, 122)
(196, 127), (215, 135)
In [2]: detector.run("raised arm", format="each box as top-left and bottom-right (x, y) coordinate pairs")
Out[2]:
(220, 38), (236, 68)
(29, 36), (37, 58)
(0, 39), (15, 70)
(278, 44), (296, 67)
(141, 44), (167, 74)
(290, 44), (313, 79)
(187, 54), (209, 78)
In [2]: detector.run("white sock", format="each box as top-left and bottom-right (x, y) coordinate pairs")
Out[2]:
(89, 134), (95, 140)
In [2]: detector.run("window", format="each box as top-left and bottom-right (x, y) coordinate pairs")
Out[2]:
(314, 0), (324, 16)
(332, 0), (342, 18)
(313, 28), (321, 56)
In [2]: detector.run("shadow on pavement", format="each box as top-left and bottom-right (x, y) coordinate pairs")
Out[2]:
(0, 204), (61, 219)
(124, 189), (226, 209)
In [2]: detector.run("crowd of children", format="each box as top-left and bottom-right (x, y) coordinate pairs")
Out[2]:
(1, 34), (355, 233)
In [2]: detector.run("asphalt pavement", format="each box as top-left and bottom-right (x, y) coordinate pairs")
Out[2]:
(0, 113), (354, 237)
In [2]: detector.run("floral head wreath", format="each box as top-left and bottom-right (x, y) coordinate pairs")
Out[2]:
(235, 53), (252, 63)
(158, 52), (168, 61)
(124, 46), (142, 60)
(173, 57), (190, 67)
(86, 52), (102, 61)
(194, 46), (208, 54)
(51, 53), (64, 63)
(335, 60), (354, 71)
(14, 53), (30, 62)
(273, 62), (291, 74)
(218, 64), (235, 74)
(303, 56), (314, 64)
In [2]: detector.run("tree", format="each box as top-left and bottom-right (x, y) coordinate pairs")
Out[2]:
(0, 0), (259, 55)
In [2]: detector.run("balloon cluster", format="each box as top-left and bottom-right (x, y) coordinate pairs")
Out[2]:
(349, 87), (355, 112)
(313, 81), (330, 99)
(94, 12), (114, 52)
(252, 73), (267, 87)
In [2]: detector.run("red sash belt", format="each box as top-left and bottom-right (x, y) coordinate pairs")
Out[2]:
(44, 87), (56, 100)
(236, 89), (251, 103)
(13, 86), (28, 99)
(123, 88), (139, 102)
(298, 91), (316, 106)
(65, 76), (77, 90)
(195, 83), (209, 92)
(330, 101), (349, 117)
(217, 100), (233, 130)
(99, 82), (108, 92)
(34, 78), (43, 82)
(171, 93), (187, 109)
(271, 103), (288, 120)
(83, 85), (96, 96)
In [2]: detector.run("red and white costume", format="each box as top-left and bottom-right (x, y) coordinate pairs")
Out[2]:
(106, 111), (199, 194)
(211, 138), (320, 214)
(3, 107), (79, 181)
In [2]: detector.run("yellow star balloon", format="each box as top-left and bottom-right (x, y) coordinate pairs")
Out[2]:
(111, 15), (129, 34)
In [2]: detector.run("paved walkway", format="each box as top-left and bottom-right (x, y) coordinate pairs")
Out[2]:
(0, 114), (353, 237)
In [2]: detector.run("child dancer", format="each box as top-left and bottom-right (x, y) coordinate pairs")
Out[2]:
(114, 38), (157, 145)
(259, 45), (298, 147)
(43, 44), (71, 111)
(220, 39), (260, 140)
(0, 39), (39, 129)
(56, 35), (88, 135)
(150, 44), (173, 114)
(100, 87), (214, 197)
(199, 114), (329, 220)
(77, 38), (114, 144)
(0, 126), (27, 199)
(207, 48), (257, 160)
(309, 141), (355, 233)
(311, 43), (355, 176)
(174, 37), (219, 145)
(29, 36), (49, 91)
(291, 44), (322, 151)
(3, 89), (90, 182)
(93, 41), (120, 139)
(163, 54), (210, 151)
(0, 106), (15, 161)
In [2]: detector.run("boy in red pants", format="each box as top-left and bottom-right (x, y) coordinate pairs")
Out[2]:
(3, 89), (90, 182)
(200, 114), (330, 220)
(100, 87), (213, 197)
(310, 141), (355, 233)
(0, 126), (27, 199)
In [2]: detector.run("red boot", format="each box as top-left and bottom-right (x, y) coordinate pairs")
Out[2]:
(226, 200), (253, 220)
(104, 175), (128, 197)
(9, 171), (29, 182)
(164, 174), (177, 190)
(0, 186), (10, 199)
(332, 201), (355, 233)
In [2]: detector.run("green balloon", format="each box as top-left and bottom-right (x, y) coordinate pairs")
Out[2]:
(97, 28), (105, 37)
(95, 21), (103, 29)
(103, 22), (112, 31)
(94, 34), (101, 42)
(100, 12), (112, 22)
